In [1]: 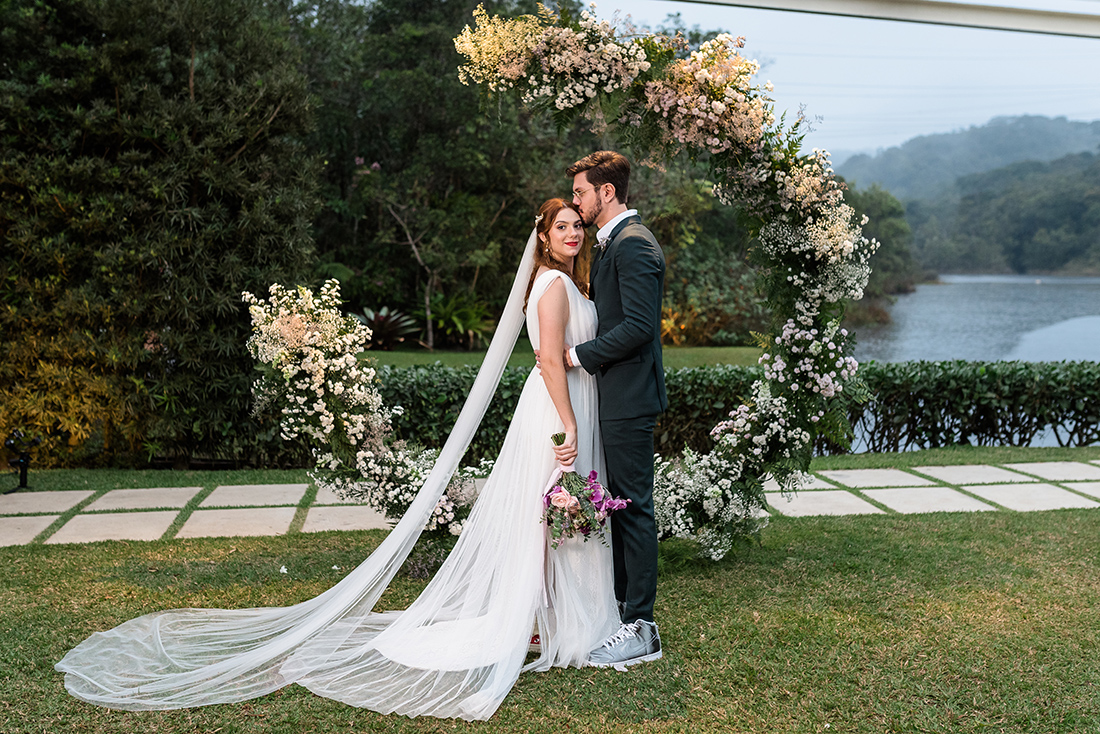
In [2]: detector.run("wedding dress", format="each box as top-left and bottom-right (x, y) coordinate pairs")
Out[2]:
(55, 232), (618, 721)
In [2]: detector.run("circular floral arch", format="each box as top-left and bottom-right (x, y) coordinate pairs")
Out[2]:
(243, 4), (879, 563)
(455, 5), (878, 557)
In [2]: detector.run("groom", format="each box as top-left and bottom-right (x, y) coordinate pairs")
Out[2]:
(559, 150), (667, 669)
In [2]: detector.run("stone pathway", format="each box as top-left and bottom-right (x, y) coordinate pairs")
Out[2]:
(0, 482), (392, 547)
(765, 460), (1100, 517)
(1, 462), (1098, 546)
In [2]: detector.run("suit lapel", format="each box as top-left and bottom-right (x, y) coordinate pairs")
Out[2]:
(607, 214), (641, 245)
(590, 242), (605, 281)
(590, 215), (640, 299)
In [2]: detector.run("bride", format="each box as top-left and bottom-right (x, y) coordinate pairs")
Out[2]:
(55, 198), (619, 721)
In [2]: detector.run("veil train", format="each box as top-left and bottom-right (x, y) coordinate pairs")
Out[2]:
(55, 230), (541, 712)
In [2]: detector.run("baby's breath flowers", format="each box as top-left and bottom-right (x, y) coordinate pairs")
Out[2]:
(652, 448), (768, 561)
(456, 4), (649, 112)
(523, 7), (649, 111)
(455, 5), (548, 91)
(243, 280), (478, 536)
(639, 34), (770, 158)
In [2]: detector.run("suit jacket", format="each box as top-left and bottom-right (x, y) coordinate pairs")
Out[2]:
(575, 215), (668, 421)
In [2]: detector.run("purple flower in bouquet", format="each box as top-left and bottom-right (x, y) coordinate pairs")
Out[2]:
(543, 433), (630, 549)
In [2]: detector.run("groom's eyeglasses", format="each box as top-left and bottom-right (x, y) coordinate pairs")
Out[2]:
(572, 186), (596, 198)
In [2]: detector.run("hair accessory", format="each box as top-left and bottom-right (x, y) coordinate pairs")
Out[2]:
(534, 214), (544, 225)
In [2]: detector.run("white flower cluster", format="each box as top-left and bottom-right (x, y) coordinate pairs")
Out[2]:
(652, 448), (767, 561)
(760, 203), (869, 266)
(641, 34), (771, 157)
(338, 450), (495, 536)
(243, 280), (392, 446)
(760, 318), (858, 399)
(455, 5), (547, 91)
(711, 381), (811, 461)
(772, 148), (845, 216)
(524, 7), (649, 110)
(243, 280), (483, 537)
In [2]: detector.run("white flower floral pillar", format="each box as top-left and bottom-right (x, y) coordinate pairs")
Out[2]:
(243, 280), (482, 536)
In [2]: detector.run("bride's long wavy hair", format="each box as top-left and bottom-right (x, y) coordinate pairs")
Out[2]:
(523, 198), (591, 312)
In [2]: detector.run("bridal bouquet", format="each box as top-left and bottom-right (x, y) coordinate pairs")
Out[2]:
(543, 432), (629, 549)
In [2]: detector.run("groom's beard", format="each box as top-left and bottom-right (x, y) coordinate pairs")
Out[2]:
(581, 197), (602, 228)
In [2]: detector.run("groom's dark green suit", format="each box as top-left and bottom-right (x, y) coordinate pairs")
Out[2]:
(575, 214), (667, 625)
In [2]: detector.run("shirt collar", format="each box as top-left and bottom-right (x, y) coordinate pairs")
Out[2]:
(596, 209), (638, 245)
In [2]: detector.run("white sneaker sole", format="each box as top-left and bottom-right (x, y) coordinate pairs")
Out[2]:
(587, 649), (662, 672)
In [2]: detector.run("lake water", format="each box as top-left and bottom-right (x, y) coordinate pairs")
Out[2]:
(855, 275), (1100, 363)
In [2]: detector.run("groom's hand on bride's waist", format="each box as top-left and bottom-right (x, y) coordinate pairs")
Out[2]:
(535, 347), (577, 370)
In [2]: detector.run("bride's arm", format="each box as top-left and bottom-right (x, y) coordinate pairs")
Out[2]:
(536, 277), (578, 465)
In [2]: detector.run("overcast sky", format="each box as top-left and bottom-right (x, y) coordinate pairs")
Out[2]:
(606, 0), (1100, 162)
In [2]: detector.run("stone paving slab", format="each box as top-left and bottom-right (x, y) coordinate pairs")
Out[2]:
(0, 490), (94, 515)
(817, 469), (934, 488)
(46, 511), (178, 544)
(200, 484), (307, 508)
(862, 487), (996, 514)
(85, 487), (202, 512)
(0, 515), (58, 546)
(1066, 482), (1100, 500)
(1002, 462), (1100, 481)
(302, 506), (390, 533)
(766, 490), (885, 517)
(313, 485), (370, 505)
(763, 474), (836, 492)
(962, 483), (1100, 512)
(177, 507), (297, 538)
(910, 465), (1037, 485)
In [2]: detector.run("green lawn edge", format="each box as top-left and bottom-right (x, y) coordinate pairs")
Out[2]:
(5, 507), (1098, 732)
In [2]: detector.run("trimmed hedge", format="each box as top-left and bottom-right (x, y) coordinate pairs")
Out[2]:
(378, 361), (1100, 462)
(849, 360), (1100, 452)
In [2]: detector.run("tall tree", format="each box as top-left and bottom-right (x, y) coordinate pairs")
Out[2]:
(0, 0), (319, 465)
(288, 0), (570, 348)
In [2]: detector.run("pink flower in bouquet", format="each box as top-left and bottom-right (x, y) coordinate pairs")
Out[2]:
(589, 483), (604, 505)
(542, 433), (631, 549)
(550, 489), (573, 509)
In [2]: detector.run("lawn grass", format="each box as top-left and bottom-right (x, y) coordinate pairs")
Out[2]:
(3, 454), (1100, 732)
(369, 340), (761, 369)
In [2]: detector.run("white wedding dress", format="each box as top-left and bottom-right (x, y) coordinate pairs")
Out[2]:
(56, 235), (618, 721)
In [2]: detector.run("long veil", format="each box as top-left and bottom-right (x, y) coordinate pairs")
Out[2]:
(55, 230), (541, 711)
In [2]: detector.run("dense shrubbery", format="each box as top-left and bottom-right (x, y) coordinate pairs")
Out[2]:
(849, 360), (1100, 452)
(0, 0), (319, 466)
(379, 361), (1100, 462)
(5, 356), (1095, 468)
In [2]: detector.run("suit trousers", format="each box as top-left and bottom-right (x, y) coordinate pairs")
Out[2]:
(601, 414), (658, 624)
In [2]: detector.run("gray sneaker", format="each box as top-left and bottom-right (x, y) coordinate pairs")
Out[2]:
(587, 620), (662, 671)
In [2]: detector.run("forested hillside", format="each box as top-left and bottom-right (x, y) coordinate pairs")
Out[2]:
(908, 152), (1100, 274)
(839, 116), (1100, 201)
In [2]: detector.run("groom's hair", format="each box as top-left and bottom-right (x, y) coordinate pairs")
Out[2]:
(567, 151), (630, 205)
